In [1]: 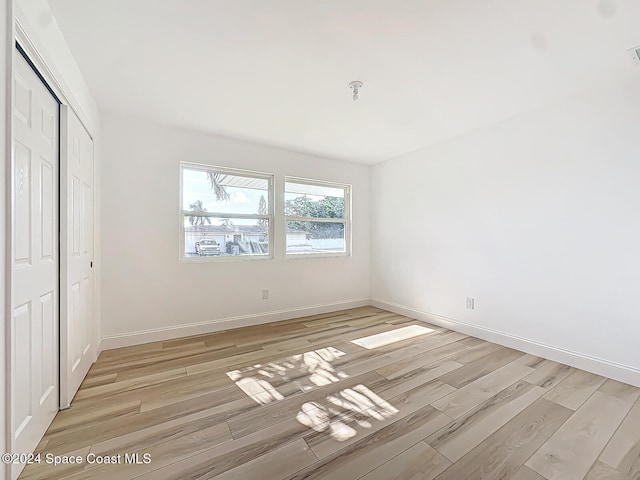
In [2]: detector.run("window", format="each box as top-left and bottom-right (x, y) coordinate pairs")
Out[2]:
(284, 178), (350, 256)
(180, 163), (273, 260)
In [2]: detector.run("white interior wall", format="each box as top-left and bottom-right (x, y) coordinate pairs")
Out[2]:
(371, 75), (640, 386)
(100, 112), (370, 347)
(2, 1), (10, 478)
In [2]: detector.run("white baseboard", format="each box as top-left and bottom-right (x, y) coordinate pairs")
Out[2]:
(100, 299), (370, 351)
(371, 299), (640, 388)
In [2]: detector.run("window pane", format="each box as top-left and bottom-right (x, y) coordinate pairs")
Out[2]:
(184, 216), (269, 257)
(286, 221), (345, 254)
(284, 182), (345, 219)
(183, 168), (269, 215)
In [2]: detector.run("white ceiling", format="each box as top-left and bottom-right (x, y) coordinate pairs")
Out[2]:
(46, 0), (640, 164)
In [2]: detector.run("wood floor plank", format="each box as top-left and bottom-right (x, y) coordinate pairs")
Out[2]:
(457, 336), (486, 348)
(200, 439), (317, 480)
(19, 446), (91, 480)
(162, 333), (224, 349)
(585, 461), (631, 480)
(431, 361), (534, 418)
(41, 385), (248, 453)
(78, 373), (117, 389)
(434, 398), (572, 480)
(95, 341), (161, 362)
(72, 368), (188, 403)
(234, 326), (315, 348)
(333, 313), (407, 330)
(130, 416), (311, 479)
(141, 374), (302, 413)
(305, 325), (363, 345)
(90, 344), (233, 377)
(261, 338), (313, 354)
(448, 341), (504, 364)
(89, 407), (233, 457)
(426, 380), (545, 462)
(358, 441), (450, 480)
(523, 359), (573, 389)
(375, 342), (469, 379)
(514, 354), (546, 369)
(374, 360), (463, 400)
(77, 369), (233, 412)
(436, 348), (525, 389)
(61, 423), (232, 480)
(114, 344), (263, 381)
(45, 401), (141, 436)
(301, 314), (357, 328)
(543, 369), (606, 410)
(525, 391), (632, 480)
(598, 397), (640, 478)
(510, 466), (543, 480)
(384, 315), (426, 325)
(284, 405), (451, 480)
(598, 379), (640, 404)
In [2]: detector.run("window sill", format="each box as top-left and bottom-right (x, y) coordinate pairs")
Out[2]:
(180, 254), (273, 263)
(284, 252), (351, 260)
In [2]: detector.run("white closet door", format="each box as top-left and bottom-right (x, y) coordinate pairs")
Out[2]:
(11, 50), (60, 477)
(60, 108), (95, 407)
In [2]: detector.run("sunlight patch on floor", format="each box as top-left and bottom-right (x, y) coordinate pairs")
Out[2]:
(296, 385), (398, 441)
(351, 324), (435, 349)
(226, 347), (347, 405)
(226, 345), (398, 441)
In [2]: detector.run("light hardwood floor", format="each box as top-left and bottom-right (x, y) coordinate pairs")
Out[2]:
(19, 307), (640, 480)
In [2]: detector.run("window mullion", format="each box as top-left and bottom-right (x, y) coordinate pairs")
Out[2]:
(182, 211), (270, 220)
(284, 216), (346, 223)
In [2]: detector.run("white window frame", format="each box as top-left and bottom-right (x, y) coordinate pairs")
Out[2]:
(179, 162), (274, 262)
(284, 177), (352, 258)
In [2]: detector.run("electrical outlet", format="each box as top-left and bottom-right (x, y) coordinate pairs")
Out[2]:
(466, 297), (475, 310)
(262, 289), (269, 300)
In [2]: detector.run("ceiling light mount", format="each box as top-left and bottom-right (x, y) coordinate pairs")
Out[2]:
(348, 81), (363, 101)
